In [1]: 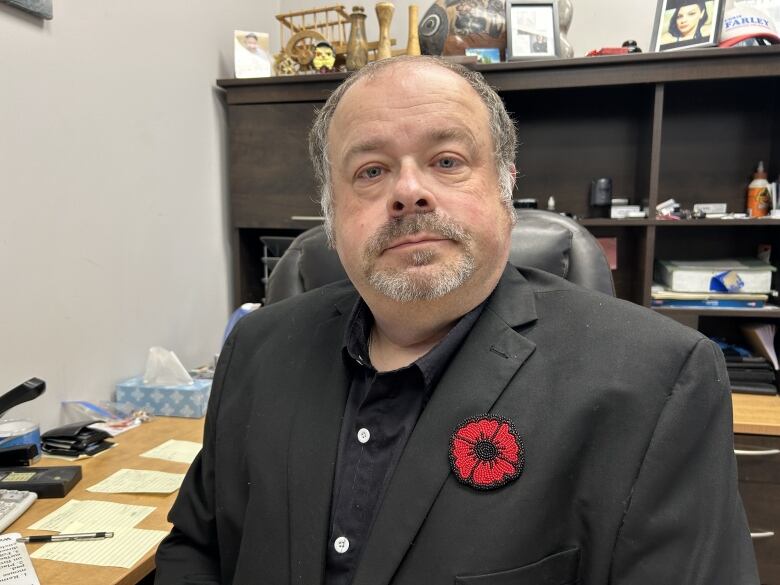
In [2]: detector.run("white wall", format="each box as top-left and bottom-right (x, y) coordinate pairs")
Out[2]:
(0, 0), (277, 431)
(276, 0), (655, 57)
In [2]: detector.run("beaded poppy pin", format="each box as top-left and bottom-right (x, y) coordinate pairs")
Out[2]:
(449, 415), (525, 490)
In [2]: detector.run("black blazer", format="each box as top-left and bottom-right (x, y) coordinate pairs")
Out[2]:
(155, 265), (758, 585)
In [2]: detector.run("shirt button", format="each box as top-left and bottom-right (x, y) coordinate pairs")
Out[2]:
(357, 428), (371, 444)
(334, 536), (350, 553)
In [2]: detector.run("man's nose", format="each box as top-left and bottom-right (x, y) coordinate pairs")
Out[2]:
(388, 161), (436, 218)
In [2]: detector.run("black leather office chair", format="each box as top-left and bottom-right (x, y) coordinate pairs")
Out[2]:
(265, 209), (614, 304)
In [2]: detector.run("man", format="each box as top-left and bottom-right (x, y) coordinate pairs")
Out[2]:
(244, 32), (263, 55)
(155, 56), (758, 584)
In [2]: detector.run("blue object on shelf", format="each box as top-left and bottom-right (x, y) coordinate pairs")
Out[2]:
(222, 303), (261, 345)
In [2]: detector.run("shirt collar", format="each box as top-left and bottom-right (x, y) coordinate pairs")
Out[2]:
(342, 296), (488, 389)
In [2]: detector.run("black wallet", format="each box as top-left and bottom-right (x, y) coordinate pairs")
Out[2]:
(41, 420), (113, 457)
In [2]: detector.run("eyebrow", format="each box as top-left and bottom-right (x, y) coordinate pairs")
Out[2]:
(341, 126), (480, 165)
(429, 127), (480, 155)
(342, 138), (387, 165)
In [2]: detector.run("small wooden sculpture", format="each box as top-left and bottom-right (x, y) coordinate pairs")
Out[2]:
(375, 2), (395, 60)
(406, 4), (421, 56)
(285, 30), (328, 68)
(274, 3), (401, 74)
(346, 6), (369, 70)
(276, 5), (350, 56)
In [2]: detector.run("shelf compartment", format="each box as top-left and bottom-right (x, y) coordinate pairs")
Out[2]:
(504, 83), (656, 219)
(658, 76), (779, 213)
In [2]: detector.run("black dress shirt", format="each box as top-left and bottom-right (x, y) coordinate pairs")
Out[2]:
(324, 298), (485, 585)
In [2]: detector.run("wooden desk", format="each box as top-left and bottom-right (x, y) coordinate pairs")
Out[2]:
(9, 417), (204, 585)
(733, 393), (780, 436)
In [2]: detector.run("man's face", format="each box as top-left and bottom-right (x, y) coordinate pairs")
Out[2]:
(327, 63), (513, 303)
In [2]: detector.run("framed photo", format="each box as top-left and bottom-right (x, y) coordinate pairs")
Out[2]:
(505, 0), (560, 60)
(234, 30), (272, 79)
(650, 0), (725, 52)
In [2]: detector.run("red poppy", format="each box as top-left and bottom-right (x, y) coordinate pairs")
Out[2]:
(449, 415), (524, 489)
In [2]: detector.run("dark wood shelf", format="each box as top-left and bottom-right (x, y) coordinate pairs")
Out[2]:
(582, 218), (780, 227)
(217, 48), (780, 320)
(579, 219), (651, 227)
(653, 219), (780, 227)
(653, 305), (780, 318)
(216, 46), (780, 105)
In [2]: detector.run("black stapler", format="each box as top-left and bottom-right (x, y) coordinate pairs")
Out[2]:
(0, 378), (46, 418)
(0, 378), (46, 465)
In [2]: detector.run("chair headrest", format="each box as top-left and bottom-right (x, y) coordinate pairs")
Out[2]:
(509, 209), (614, 296)
(265, 209), (614, 303)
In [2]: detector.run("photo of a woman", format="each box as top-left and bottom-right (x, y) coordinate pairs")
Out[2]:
(661, 1), (710, 43)
(652, 0), (723, 51)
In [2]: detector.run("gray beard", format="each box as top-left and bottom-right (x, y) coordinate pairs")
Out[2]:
(362, 213), (476, 303)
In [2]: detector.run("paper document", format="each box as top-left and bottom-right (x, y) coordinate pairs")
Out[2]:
(742, 323), (778, 370)
(87, 469), (185, 494)
(140, 439), (201, 464)
(30, 528), (167, 569)
(0, 533), (39, 584)
(29, 500), (155, 533)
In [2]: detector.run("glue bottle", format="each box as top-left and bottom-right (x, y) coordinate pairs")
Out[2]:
(747, 161), (770, 217)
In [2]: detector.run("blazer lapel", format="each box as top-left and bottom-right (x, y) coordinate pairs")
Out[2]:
(287, 294), (354, 585)
(352, 266), (538, 585)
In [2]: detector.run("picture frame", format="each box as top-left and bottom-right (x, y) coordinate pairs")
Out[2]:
(505, 0), (560, 60)
(650, 0), (725, 52)
(234, 30), (273, 79)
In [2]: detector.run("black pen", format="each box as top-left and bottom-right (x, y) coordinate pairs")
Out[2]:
(17, 531), (114, 543)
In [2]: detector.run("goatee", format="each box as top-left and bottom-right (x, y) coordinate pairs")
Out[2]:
(362, 213), (475, 302)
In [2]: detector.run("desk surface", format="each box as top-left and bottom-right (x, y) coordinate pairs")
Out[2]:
(11, 416), (204, 585)
(733, 392), (780, 436)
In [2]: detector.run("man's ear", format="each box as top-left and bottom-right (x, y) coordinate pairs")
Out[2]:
(509, 164), (517, 187)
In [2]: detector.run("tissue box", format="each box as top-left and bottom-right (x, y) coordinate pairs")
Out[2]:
(115, 377), (212, 418)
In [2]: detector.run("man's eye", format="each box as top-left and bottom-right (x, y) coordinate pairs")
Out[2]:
(359, 167), (383, 179)
(438, 157), (459, 169)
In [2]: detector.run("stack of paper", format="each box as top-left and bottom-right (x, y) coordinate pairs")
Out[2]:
(654, 258), (775, 295)
(651, 287), (769, 309)
(734, 323), (780, 395)
(742, 323), (779, 370)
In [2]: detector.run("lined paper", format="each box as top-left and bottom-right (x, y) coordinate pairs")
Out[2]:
(140, 439), (201, 464)
(30, 528), (167, 569)
(87, 469), (185, 494)
(28, 500), (155, 533)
